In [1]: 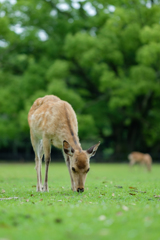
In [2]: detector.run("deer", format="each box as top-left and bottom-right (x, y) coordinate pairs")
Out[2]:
(128, 151), (152, 172)
(28, 95), (100, 192)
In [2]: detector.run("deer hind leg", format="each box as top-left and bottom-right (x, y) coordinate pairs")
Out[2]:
(38, 139), (44, 190)
(30, 131), (43, 192)
(43, 136), (51, 192)
(146, 160), (151, 172)
(35, 155), (42, 192)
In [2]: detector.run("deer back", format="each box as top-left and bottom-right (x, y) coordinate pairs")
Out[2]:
(28, 95), (80, 149)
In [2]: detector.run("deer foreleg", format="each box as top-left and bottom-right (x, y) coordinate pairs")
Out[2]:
(129, 160), (135, 170)
(65, 156), (75, 191)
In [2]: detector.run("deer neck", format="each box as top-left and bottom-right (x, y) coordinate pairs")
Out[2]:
(63, 103), (82, 152)
(66, 133), (82, 152)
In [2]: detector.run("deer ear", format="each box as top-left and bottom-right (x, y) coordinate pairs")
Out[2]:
(63, 140), (75, 157)
(86, 141), (100, 158)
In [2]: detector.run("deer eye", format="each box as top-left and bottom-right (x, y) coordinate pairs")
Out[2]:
(72, 167), (76, 173)
(86, 168), (90, 173)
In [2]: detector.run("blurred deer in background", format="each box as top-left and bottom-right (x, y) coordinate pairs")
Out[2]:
(128, 152), (152, 172)
(28, 95), (100, 192)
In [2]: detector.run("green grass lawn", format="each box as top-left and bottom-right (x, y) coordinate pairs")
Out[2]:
(0, 163), (160, 240)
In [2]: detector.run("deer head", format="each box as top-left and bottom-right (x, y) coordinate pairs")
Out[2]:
(63, 140), (100, 192)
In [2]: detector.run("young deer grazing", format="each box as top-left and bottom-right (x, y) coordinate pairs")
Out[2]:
(128, 152), (152, 172)
(28, 95), (100, 192)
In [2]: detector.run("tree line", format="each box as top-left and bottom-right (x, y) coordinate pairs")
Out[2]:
(0, 0), (160, 161)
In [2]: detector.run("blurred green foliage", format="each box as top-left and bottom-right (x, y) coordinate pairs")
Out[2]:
(0, 0), (160, 158)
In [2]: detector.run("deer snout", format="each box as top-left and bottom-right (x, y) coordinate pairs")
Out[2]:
(77, 188), (84, 193)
